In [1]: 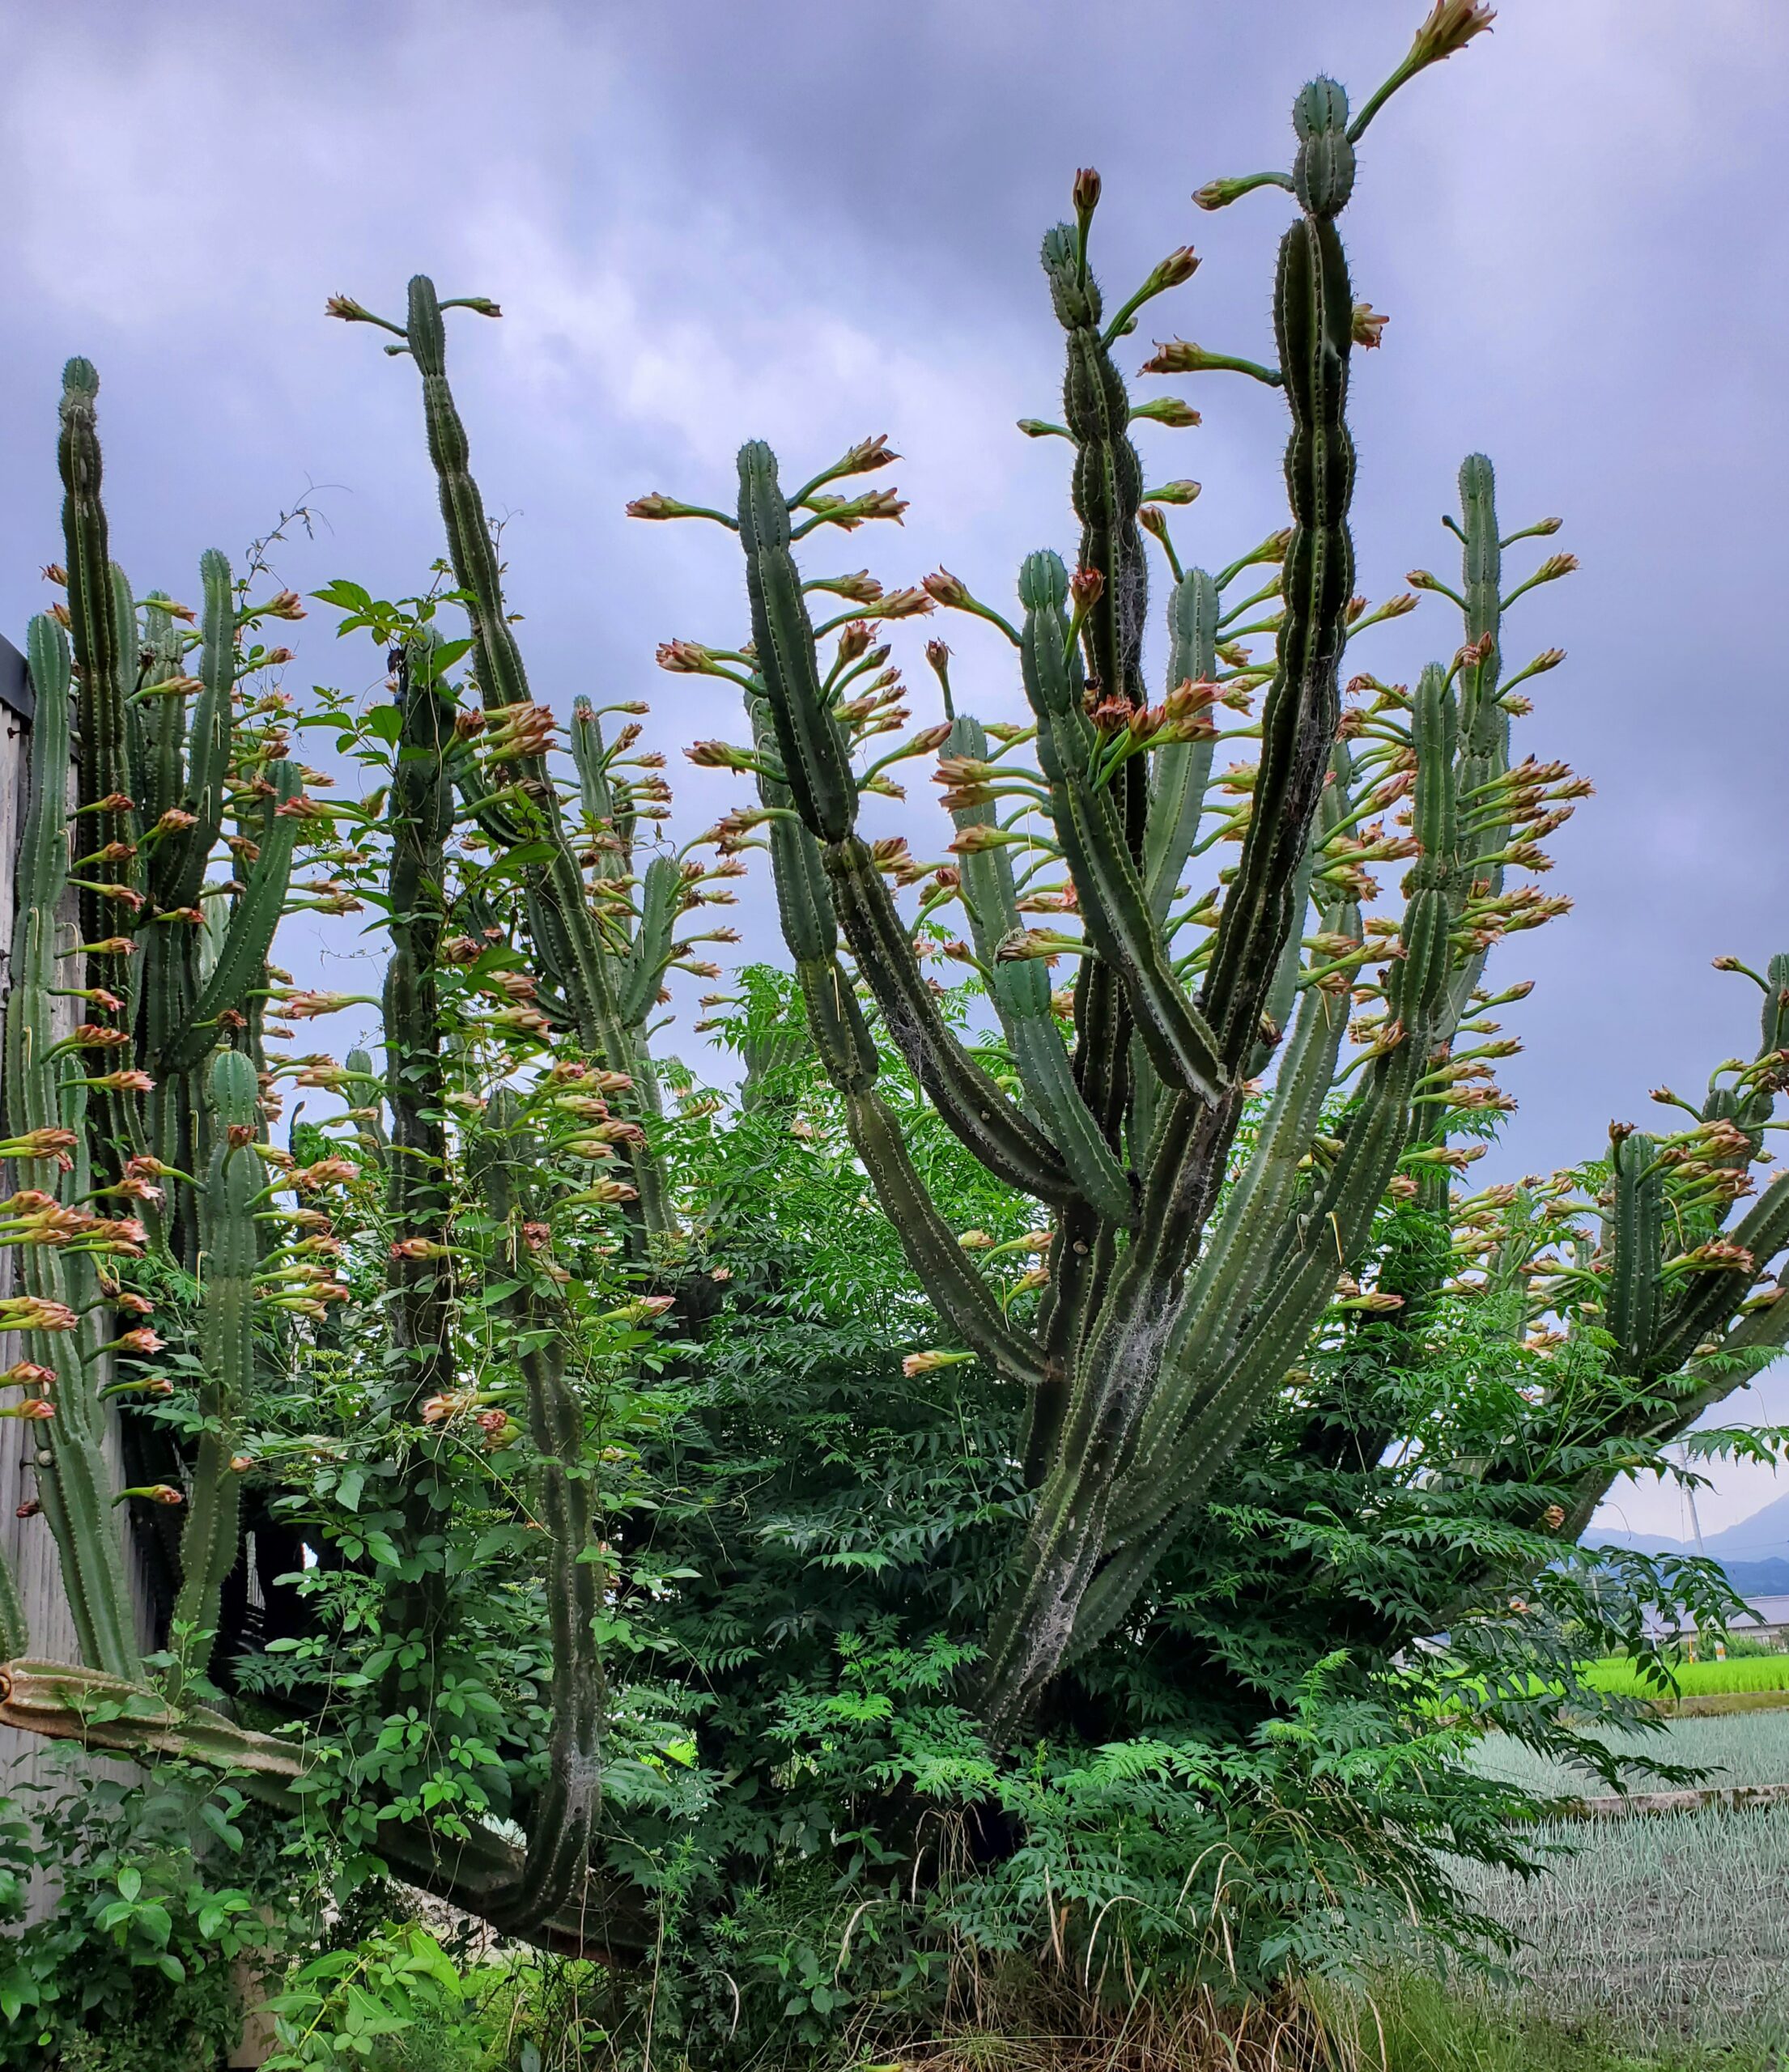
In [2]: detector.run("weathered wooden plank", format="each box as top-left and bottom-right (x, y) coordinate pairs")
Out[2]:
(1559, 1781), (1789, 1821)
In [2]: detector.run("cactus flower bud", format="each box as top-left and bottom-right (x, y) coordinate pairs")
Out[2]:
(1159, 247), (1201, 288)
(921, 568), (971, 609)
(1141, 480), (1200, 507)
(1138, 339), (1219, 376)
(1409, 0), (1496, 67)
(390, 1237), (453, 1261)
(1069, 566), (1105, 610)
(0, 1296), (78, 1332)
(1072, 166), (1102, 219)
(1192, 174), (1272, 212)
(1132, 397), (1202, 427)
(1350, 302), (1389, 348)
(902, 1349), (975, 1377)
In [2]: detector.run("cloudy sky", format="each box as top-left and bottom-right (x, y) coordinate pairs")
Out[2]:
(1, 1), (1783, 1535)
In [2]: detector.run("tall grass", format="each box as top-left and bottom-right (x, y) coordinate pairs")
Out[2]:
(1324, 1969), (1788, 2070)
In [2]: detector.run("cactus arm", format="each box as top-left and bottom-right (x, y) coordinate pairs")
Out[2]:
(138, 595), (185, 834)
(376, 643), (457, 1691)
(156, 549), (236, 915)
(0, 1660), (304, 1780)
(1039, 226), (1148, 719)
(0, 1658), (650, 1955)
(822, 838), (1077, 1204)
(406, 279), (529, 713)
(741, 698), (1047, 1375)
(155, 759), (301, 1076)
(1001, 998), (1132, 1227)
(727, 443), (1075, 1204)
(844, 1089), (1052, 1391)
(168, 1050), (260, 1690)
(345, 1045), (389, 1169)
(737, 442), (857, 844)
(1604, 1131), (1664, 1371)
(1198, 103), (1358, 1073)
(748, 699), (882, 1096)
(773, 519), (1079, 1192)
(393, 278), (670, 1242)
(1019, 550), (1227, 1101)
(1445, 452), (1510, 1021)
(1649, 1180), (1789, 1377)
(0, 1552), (28, 1661)
(57, 360), (141, 966)
(1555, 1277), (1789, 1547)
(947, 713), (1133, 1226)
(473, 1102), (605, 1934)
(614, 855), (680, 1029)
(1142, 567), (1222, 927)
(2, 616), (141, 1679)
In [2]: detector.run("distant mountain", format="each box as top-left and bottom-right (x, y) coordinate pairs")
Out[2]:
(1591, 1492), (1789, 1566)
(1585, 1489), (1789, 1599)
(1724, 1559), (1789, 1598)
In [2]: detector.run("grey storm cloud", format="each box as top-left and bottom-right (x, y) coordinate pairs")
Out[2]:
(0, 0), (1783, 1531)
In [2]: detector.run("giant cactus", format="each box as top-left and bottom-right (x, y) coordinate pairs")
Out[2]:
(631, 6), (1789, 1739)
(10, 0), (1789, 1989)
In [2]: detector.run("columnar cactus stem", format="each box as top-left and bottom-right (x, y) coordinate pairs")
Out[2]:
(474, 1097), (606, 1933)
(354, 278), (675, 1248)
(737, 441), (1074, 1206)
(1196, 85), (1356, 1074)
(2, 614), (141, 1679)
(168, 1048), (260, 1692)
(376, 639), (457, 1687)
(57, 361), (139, 983)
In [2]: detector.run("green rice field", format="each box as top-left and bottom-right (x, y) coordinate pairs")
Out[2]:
(1584, 1652), (1789, 1700)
